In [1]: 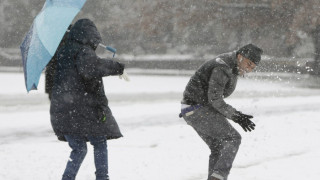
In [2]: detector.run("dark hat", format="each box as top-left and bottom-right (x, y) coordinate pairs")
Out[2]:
(236, 44), (263, 65)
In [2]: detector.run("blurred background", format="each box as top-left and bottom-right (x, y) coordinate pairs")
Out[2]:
(1, 0), (320, 74)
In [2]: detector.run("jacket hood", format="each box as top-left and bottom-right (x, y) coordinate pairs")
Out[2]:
(68, 19), (102, 49)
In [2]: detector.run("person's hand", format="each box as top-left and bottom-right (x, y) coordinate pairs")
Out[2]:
(117, 62), (125, 75)
(231, 111), (255, 132)
(117, 62), (130, 81)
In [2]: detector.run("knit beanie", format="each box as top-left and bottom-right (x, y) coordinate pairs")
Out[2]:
(236, 44), (263, 65)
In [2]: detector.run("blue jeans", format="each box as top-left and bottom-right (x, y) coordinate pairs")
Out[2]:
(62, 135), (109, 180)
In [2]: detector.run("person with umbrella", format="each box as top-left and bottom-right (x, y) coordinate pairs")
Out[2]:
(180, 44), (263, 180)
(50, 18), (125, 180)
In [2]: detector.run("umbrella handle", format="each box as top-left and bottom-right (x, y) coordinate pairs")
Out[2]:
(99, 43), (116, 57)
(106, 46), (116, 57)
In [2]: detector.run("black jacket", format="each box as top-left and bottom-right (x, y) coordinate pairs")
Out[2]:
(182, 51), (239, 119)
(50, 19), (124, 140)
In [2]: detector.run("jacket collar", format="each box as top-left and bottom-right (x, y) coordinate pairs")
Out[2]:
(218, 51), (239, 75)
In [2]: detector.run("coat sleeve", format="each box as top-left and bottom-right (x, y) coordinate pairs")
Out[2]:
(75, 47), (124, 80)
(207, 67), (237, 119)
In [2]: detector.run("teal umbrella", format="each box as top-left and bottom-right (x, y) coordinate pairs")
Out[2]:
(20, 0), (87, 92)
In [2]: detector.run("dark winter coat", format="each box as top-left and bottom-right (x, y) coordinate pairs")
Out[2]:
(45, 25), (72, 100)
(50, 19), (124, 140)
(45, 56), (56, 100)
(182, 51), (239, 119)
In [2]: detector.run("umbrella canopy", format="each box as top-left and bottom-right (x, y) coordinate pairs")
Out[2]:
(20, 0), (86, 92)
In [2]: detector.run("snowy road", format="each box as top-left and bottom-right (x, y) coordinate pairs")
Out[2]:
(0, 72), (320, 180)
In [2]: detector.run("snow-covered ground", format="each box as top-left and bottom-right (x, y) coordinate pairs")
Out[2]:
(0, 71), (320, 180)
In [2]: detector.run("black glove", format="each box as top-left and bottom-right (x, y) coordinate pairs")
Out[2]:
(231, 111), (255, 132)
(117, 62), (125, 75)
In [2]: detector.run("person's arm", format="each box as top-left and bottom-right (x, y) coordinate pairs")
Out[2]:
(75, 47), (124, 80)
(207, 67), (236, 119)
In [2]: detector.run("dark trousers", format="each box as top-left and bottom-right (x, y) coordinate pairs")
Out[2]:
(183, 106), (241, 180)
(62, 135), (109, 180)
